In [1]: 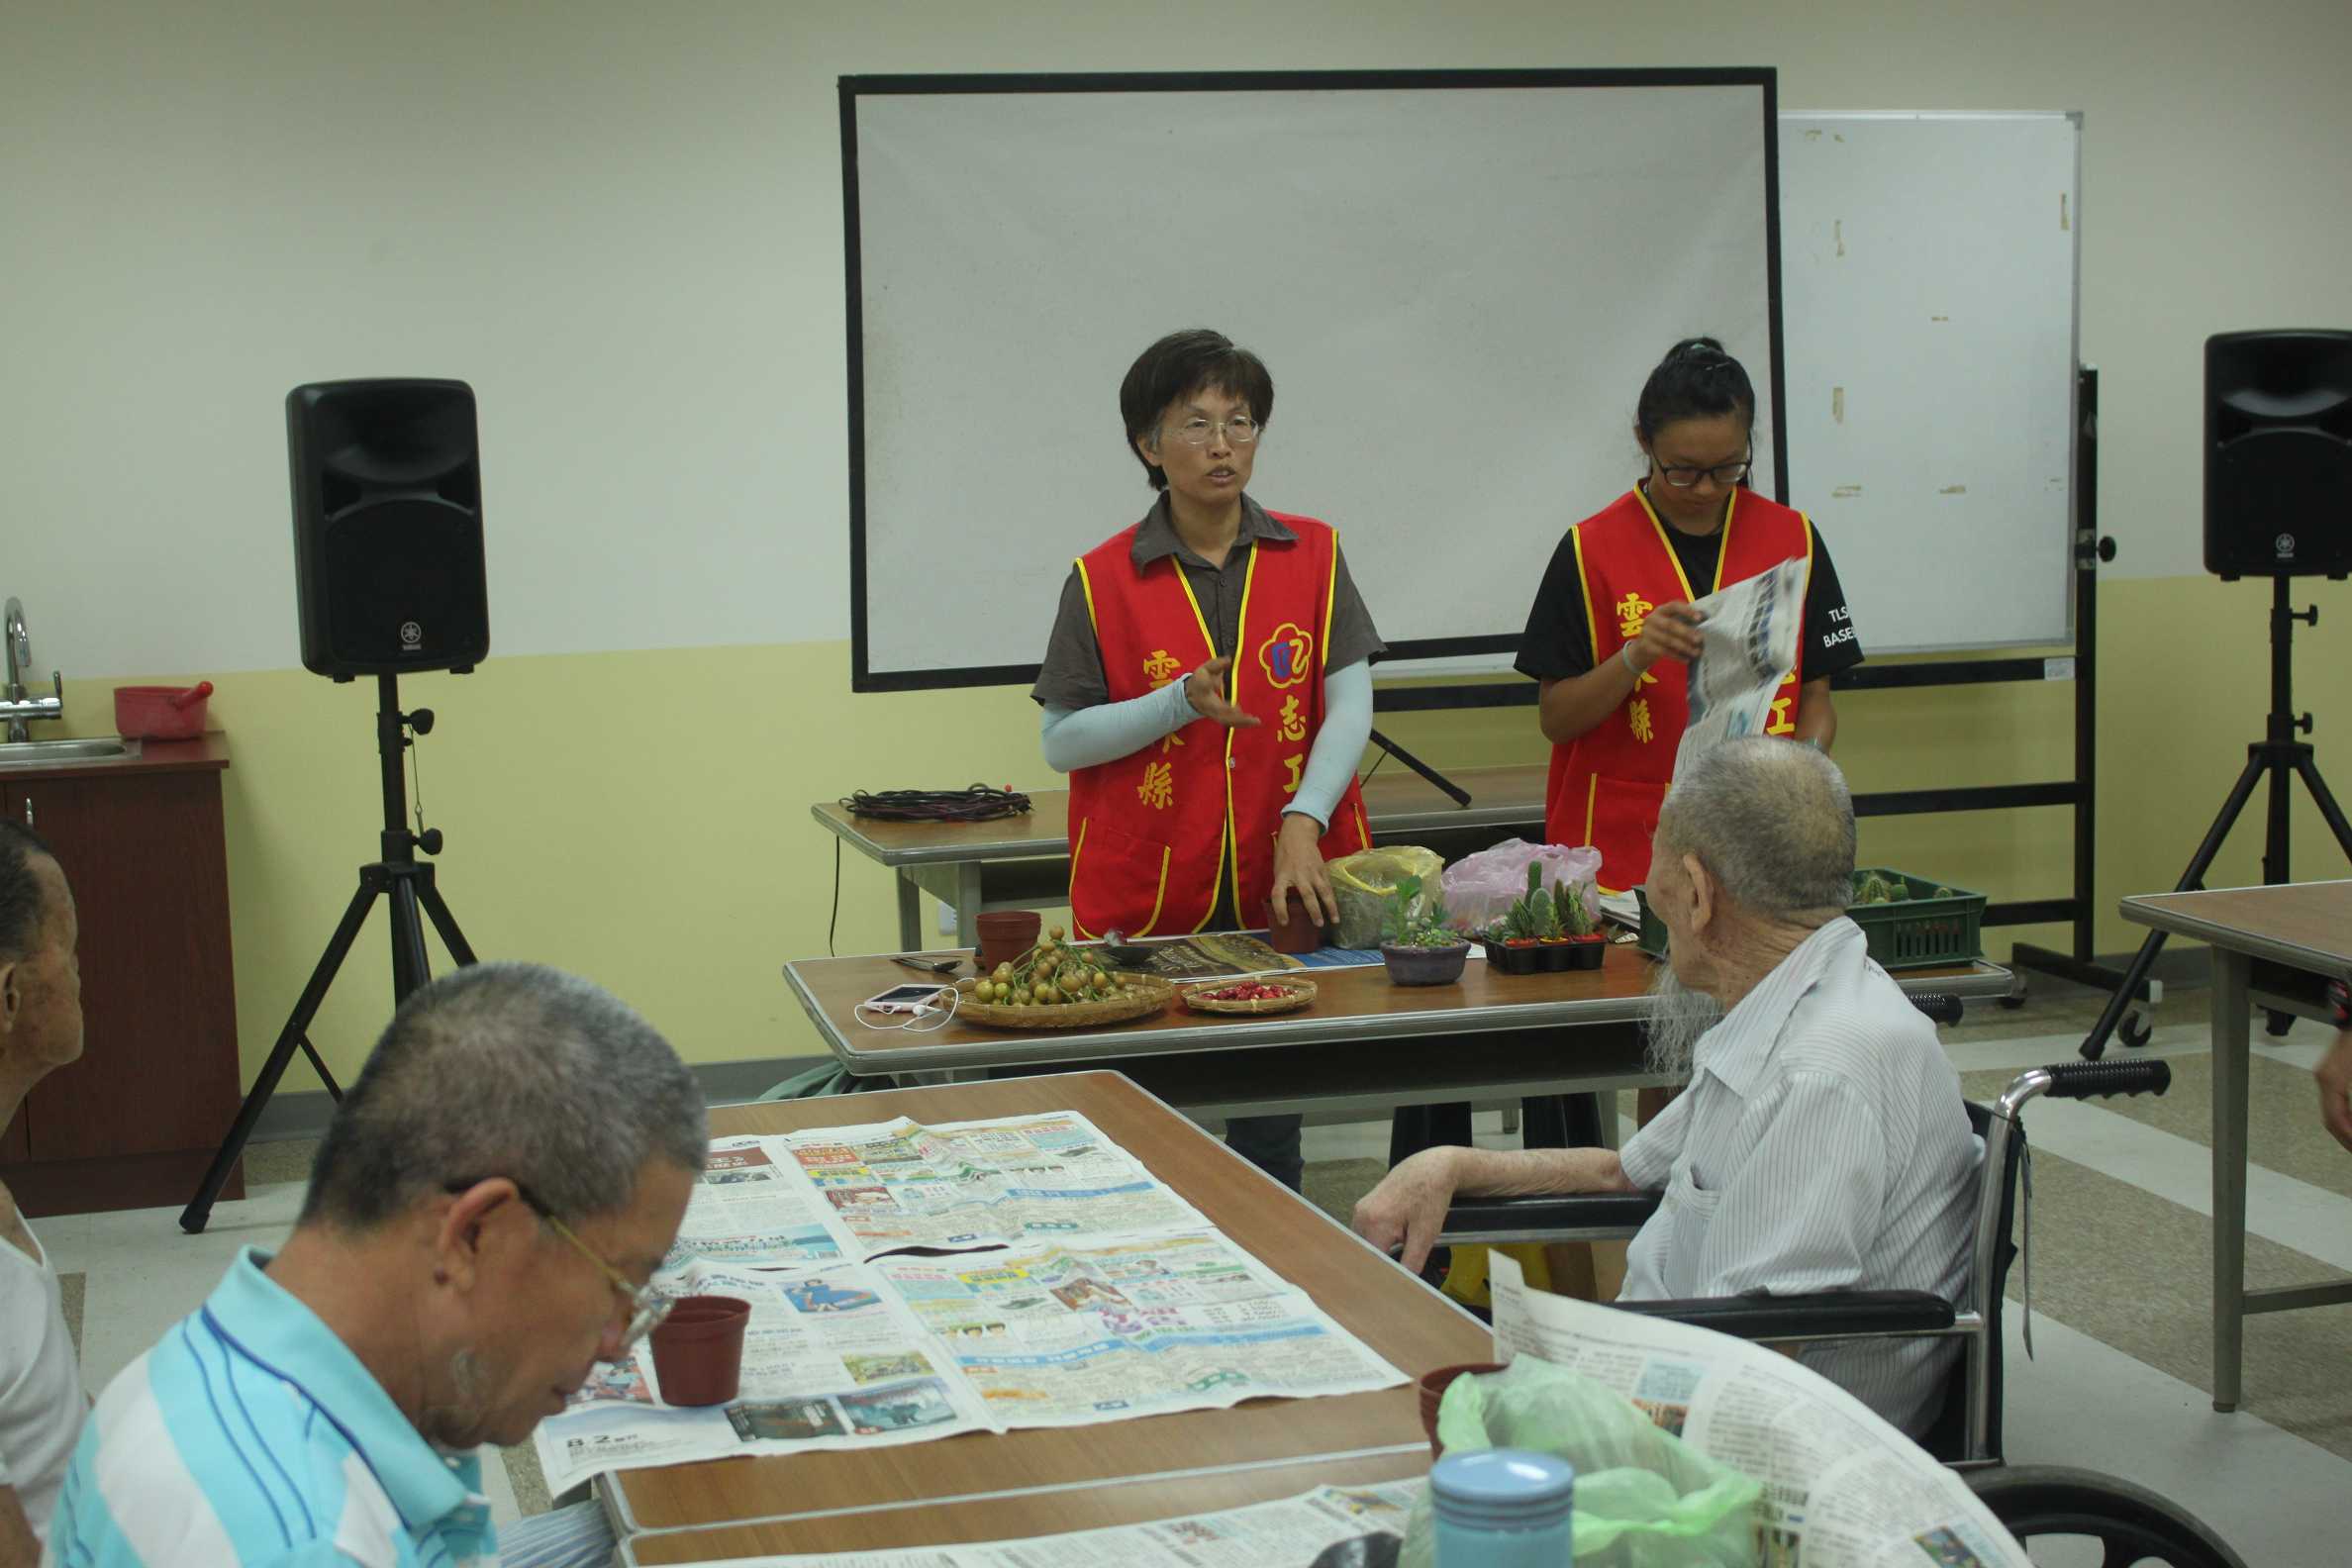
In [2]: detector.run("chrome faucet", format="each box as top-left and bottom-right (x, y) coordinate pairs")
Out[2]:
(2, 598), (64, 743)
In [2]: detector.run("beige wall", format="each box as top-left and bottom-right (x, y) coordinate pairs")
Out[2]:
(8, 1), (2350, 1080)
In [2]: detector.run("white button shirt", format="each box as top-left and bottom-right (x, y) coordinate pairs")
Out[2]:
(1617, 918), (1982, 1436)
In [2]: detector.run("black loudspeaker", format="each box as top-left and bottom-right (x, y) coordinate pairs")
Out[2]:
(288, 379), (490, 677)
(2205, 330), (2352, 581)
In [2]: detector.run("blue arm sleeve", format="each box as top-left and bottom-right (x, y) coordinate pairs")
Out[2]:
(1286, 659), (1373, 829)
(1039, 678), (1198, 773)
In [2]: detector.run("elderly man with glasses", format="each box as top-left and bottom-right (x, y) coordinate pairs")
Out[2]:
(46, 962), (706, 1567)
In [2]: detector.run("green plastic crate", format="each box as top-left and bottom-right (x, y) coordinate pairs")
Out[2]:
(1633, 868), (1985, 971)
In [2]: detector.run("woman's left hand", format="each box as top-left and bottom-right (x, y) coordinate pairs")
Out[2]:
(1268, 812), (1339, 928)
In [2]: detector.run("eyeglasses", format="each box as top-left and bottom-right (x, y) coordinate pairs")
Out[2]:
(449, 1179), (671, 1350)
(1164, 415), (1260, 446)
(1653, 452), (1752, 488)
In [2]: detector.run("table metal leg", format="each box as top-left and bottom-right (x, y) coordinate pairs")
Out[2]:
(2211, 947), (2252, 1413)
(895, 871), (923, 953)
(954, 863), (984, 950)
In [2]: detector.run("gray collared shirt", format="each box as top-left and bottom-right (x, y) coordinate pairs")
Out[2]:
(1617, 919), (1984, 1436)
(1030, 493), (1384, 711)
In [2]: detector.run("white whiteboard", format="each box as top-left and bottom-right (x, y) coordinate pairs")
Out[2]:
(1779, 112), (2080, 651)
(845, 74), (1781, 689)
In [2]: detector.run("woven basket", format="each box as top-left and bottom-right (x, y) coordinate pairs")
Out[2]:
(1179, 978), (1319, 1017)
(949, 972), (1174, 1031)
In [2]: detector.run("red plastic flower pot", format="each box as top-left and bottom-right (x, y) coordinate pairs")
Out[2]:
(648, 1295), (751, 1407)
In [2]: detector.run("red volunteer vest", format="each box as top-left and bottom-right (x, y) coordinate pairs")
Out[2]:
(1545, 486), (1814, 890)
(1067, 514), (1373, 937)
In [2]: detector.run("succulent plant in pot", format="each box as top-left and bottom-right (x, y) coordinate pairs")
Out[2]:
(1380, 874), (1470, 986)
(1550, 874), (1607, 969)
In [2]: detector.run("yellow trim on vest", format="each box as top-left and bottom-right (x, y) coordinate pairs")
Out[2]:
(1223, 543), (1266, 920)
(1631, 484), (1702, 604)
(1711, 488), (1740, 593)
(1070, 818), (1095, 938)
(1569, 523), (1601, 669)
(1320, 528), (1339, 655)
(1582, 773), (1600, 856)
(1075, 556), (1100, 637)
(1173, 556), (1233, 933)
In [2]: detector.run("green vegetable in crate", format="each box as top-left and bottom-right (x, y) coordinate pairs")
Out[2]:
(1852, 871), (1896, 905)
(1382, 875), (1464, 948)
(1932, 885), (1956, 899)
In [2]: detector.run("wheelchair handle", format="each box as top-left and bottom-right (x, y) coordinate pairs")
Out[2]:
(2040, 1059), (2171, 1100)
(1907, 993), (1964, 1026)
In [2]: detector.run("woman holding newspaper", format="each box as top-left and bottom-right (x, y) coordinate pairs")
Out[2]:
(1517, 339), (1865, 890)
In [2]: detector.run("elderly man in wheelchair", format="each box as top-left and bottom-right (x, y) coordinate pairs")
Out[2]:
(1357, 737), (1980, 1436)
(1352, 737), (2241, 1565)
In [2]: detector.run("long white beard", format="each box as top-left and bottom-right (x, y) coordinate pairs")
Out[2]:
(1644, 963), (1723, 1081)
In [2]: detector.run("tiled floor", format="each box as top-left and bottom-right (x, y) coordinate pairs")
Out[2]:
(42, 976), (2352, 1562)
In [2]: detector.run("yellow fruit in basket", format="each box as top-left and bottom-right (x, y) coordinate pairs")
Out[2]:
(1014, 987), (1032, 1006)
(993, 962), (1014, 984)
(1048, 925), (1066, 940)
(971, 982), (992, 1003)
(1091, 971), (1111, 993)
(1034, 983), (1060, 1005)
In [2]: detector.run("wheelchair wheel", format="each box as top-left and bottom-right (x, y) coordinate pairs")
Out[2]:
(1969, 1465), (2245, 1567)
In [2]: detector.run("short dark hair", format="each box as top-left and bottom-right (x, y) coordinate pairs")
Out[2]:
(0, 821), (55, 962)
(1635, 337), (1756, 446)
(299, 961), (707, 1230)
(1119, 330), (1274, 490)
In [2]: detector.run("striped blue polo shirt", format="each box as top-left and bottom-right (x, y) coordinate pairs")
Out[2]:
(44, 1247), (499, 1567)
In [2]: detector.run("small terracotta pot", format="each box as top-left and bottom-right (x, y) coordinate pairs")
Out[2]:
(1265, 897), (1324, 954)
(649, 1295), (750, 1407)
(974, 910), (1042, 973)
(1418, 1361), (1507, 1456)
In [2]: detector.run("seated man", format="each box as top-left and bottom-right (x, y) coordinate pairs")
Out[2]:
(47, 961), (708, 1566)
(1356, 738), (1980, 1435)
(0, 823), (88, 1561)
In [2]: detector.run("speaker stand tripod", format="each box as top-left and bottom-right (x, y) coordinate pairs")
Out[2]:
(180, 675), (476, 1232)
(2080, 578), (2352, 1059)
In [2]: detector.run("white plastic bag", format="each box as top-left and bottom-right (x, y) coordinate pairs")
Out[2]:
(1440, 839), (1604, 931)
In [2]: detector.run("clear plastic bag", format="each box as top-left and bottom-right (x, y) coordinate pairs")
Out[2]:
(1325, 845), (1447, 949)
(1440, 839), (1605, 932)
(1400, 1357), (1762, 1567)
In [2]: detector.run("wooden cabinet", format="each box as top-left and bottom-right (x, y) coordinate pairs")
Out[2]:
(0, 736), (243, 1215)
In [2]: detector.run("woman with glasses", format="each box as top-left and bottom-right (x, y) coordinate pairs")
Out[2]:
(1518, 337), (1865, 892)
(1030, 329), (1384, 1191)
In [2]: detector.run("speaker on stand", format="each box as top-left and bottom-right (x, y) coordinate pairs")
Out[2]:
(2081, 331), (2352, 1058)
(182, 379), (490, 1231)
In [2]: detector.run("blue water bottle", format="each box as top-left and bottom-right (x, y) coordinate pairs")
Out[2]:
(1430, 1448), (1575, 1567)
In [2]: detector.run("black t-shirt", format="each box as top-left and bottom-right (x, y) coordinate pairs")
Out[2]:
(1516, 497), (1865, 684)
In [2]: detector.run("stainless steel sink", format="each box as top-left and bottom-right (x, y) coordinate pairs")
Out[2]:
(0, 737), (139, 766)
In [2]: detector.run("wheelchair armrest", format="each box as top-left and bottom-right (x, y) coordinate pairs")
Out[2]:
(1438, 1192), (1664, 1243)
(1613, 1289), (1957, 1340)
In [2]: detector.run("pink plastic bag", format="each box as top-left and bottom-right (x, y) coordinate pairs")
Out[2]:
(1440, 839), (1604, 931)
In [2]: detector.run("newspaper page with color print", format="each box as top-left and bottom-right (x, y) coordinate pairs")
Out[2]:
(1675, 554), (1808, 783)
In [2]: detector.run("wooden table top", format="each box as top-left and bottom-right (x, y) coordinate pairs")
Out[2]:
(811, 763), (1551, 866)
(623, 1446), (1429, 1562)
(784, 944), (2015, 1073)
(607, 1072), (1486, 1537)
(2120, 880), (2352, 982)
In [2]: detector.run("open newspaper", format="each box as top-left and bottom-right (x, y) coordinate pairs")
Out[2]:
(1676, 554), (1809, 783)
(535, 1111), (1405, 1493)
(623, 1482), (1421, 1568)
(1486, 1253), (2029, 1568)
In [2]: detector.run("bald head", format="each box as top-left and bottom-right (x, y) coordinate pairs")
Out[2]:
(1656, 738), (1855, 921)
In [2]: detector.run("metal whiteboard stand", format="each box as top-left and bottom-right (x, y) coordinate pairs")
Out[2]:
(2005, 366), (2148, 1018)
